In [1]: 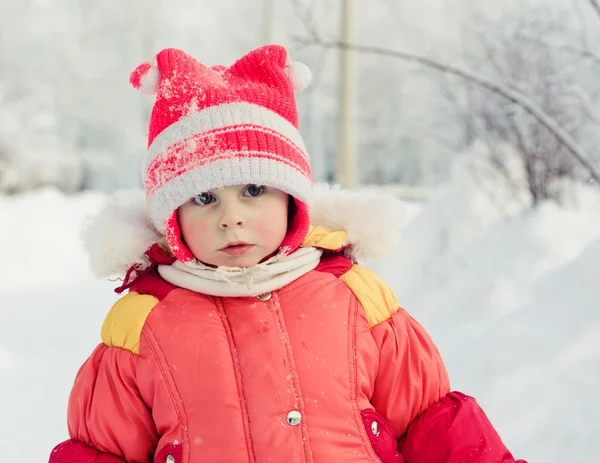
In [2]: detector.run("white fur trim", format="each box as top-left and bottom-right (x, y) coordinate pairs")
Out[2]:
(309, 183), (406, 261)
(143, 102), (308, 173)
(85, 184), (405, 276)
(82, 190), (161, 277)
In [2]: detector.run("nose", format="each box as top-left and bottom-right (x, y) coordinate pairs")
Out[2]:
(219, 203), (246, 230)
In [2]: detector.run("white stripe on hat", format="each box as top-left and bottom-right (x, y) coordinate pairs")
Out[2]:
(147, 155), (314, 233)
(145, 145), (311, 197)
(143, 101), (309, 173)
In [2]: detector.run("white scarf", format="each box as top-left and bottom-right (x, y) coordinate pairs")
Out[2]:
(158, 246), (323, 297)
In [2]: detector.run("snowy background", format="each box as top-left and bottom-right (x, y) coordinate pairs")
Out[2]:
(1, 0), (600, 462)
(2, 149), (599, 462)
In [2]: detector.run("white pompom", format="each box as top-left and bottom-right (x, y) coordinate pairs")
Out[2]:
(140, 64), (160, 95)
(285, 61), (312, 92)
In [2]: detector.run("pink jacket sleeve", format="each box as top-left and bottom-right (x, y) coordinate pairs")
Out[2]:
(369, 308), (451, 437)
(369, 309), (526, 463)
(49, 343), (158, 463)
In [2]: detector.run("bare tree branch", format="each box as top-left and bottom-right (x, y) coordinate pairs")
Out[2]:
(560, 84), (600, 125)
(462, 22), (516, 75)
(588, 0), (600, 22)
(464, 20), (600, 69)
(515, 30), (600, 66)
(289, 0), (320, 43)
(572, 0), (590, 47)
(294, 36), (600, 184)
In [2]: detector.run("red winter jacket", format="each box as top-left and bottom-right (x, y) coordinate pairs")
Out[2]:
(49, 226), (526, 463)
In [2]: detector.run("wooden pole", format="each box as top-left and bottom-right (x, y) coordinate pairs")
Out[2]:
(338, 0), (357, 188)
(264, 0), (276, 44)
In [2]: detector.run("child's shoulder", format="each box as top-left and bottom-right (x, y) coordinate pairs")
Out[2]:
(306, 185), (407, 327)
(304, 224), (400, 328)
(337, 264), (400, 328)
(100, 290), (159, 354)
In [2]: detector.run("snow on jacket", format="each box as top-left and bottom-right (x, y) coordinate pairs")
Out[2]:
(49, 187), (526, 463)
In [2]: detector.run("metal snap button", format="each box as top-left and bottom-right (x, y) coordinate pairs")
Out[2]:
(166, 455), (175, 463)
(371, 421), (380, 436)
(257, 292), (272, 301)
(286, 410), (302, 426)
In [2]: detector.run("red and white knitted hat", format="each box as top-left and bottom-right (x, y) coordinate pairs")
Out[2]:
(130, 45), (313, 261)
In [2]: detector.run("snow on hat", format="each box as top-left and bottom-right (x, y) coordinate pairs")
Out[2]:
(130, 45), (313, 261)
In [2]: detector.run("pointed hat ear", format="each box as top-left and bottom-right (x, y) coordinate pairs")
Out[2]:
(227, 45), (289, 87)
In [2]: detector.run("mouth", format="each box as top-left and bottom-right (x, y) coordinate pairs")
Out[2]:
(219, 241), (254, 256)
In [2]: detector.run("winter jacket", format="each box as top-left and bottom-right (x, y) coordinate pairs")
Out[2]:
(49, 189), (526, 463)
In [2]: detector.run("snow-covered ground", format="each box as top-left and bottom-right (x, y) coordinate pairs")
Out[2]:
(1, 153), (599, 462)
(369, 151), (600, 462)
(0, 190), (118, 460)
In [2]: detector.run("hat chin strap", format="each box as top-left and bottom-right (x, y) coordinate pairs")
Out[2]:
(279, 199), (311, 255)
(165, 212), (196, 262)
(165, 198), (311, 263)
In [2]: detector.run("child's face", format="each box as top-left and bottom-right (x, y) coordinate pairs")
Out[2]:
(177, 184), (289, 267)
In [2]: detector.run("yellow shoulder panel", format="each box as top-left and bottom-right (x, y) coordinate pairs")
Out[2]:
(101, 291), (159, 354)
(340, 265), (399, 327)
(302, 225), (348, 251)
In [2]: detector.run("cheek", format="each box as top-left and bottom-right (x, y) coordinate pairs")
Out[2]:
(180, 213), (213, 249)
(254, 202), (288, 244)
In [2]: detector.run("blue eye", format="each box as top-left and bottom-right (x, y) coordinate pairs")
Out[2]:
(243, 184), (265, 197)
(192, 192), (216, 205)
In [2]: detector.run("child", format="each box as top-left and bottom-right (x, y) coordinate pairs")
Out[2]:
(49, 45), (526, 463)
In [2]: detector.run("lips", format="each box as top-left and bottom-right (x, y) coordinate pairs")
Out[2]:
(220, 242), (254, 256)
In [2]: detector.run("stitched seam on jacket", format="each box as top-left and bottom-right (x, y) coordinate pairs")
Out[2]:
(133, 354), (160, 449)
(142, 324), (190, 462)
(269, 292), (313, 462)
(347, 296), (383, 462)
(216, 297), (257, 463)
